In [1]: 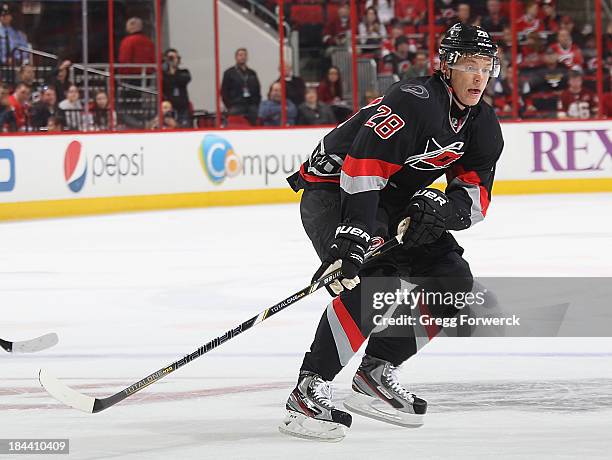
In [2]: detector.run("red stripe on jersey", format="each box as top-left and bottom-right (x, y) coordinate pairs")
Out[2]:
(299, 163), (340, 184)
(341, 155), (402, 179)
(449, 165), (490, 216)
(332, 297), (365, 352)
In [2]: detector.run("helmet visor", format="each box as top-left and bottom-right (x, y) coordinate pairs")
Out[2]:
(447, 54), (500, 78)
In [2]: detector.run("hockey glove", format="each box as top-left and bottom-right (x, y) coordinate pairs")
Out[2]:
(398, 188), (451, 248)
(313, 223), (371, 295)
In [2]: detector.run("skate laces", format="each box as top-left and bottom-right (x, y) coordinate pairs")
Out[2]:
(386, 365), (415, 403)
(310, 376), (334, 410)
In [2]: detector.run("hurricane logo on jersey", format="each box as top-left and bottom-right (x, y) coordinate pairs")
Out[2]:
(200, 135), (241, 184)
(64, 140), (87, 193)
(405, 138), (464, 170)
(400, 84), (429, 99)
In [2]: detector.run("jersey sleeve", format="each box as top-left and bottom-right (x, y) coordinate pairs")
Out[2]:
(339, 89), (419, 232)
(444, 106), (504, 231)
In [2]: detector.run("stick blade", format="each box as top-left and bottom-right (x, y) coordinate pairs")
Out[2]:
(38, 368), (96, 413)
(11, 333), (59, 353)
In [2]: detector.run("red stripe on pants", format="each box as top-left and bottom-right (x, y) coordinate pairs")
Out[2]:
(332, 296), (365, 351)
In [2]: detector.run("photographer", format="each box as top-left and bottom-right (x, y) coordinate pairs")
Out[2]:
(162, 48), (192, 127)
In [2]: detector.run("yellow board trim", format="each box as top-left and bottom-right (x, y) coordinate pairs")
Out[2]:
(0, 178), (610, 221)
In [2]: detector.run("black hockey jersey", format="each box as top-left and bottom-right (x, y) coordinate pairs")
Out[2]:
(289, 74), (504, 234)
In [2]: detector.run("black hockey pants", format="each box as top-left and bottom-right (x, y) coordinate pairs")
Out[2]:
(299, 187), (473, 381)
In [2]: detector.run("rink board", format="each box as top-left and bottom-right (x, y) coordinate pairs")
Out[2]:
(0, 120), (610, 220)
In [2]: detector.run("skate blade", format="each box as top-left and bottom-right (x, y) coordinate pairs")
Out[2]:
(278, 410), (348, 442)
(344, 392), (424, 428)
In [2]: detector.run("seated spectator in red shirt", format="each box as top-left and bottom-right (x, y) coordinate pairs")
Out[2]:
(318, 66), (343, 105)
(8, 82), (30, 130)
(550, 29), (584, 70)
(557, 70), (597, 119)
(519, 31), (545, 70)
(323, 2), (351, 47)
(395, 0), (426, 26)
(540, 0), (560, 34)
(480, 0), (508, 34)
(516, 1), (543, 37)
(118, 17), (155, 75)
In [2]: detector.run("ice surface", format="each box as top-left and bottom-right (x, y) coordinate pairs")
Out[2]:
(1, 193), (612, 459)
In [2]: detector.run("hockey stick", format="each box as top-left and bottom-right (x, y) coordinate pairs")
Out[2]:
(39, 235), (403, 413)
(1, 333), (59, 354)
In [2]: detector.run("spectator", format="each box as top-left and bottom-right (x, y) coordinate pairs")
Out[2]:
(221, 47), (261, 126)
(17, 64), (35, 87)
(559, 15), (583, 47)
(90, 91), (114, 130)
(0, 82), (16, 132)
(0, 3), (29, 65)
(58, 84), (84, 131)
(516, 2), (542, 37)
(436, 0), (458, 27)
(47, 60), (72, 101)
(480, 0), (508, 34)
(381, 36), (413, 79)
(258, 81), (297, 126)
(318, 66), (343, 105)
(395, 0), (426, 26)
(8, 82), (30, 130)
(550, 29), (584, 70)
(527, 51), (567, 94)
(323, 2), (351, 47)
(366, 0), (395, 26)
(31, 86), (58, 130)
(382, 21), (417, 57)
(118, 17), (155, 75)
(557, 70), (597, 119)
(457, 3), (474, 26)
(17, 63), (40, 102)
(519, 31), (545, 70)
(276, 62), (306, 107)
(358, 7), (387, 50)
(540, 0), (560, 34)
(404, 50), (429, 79)
(297, 88), (336, 126)
(46, 115), (63, 132)
(162, 100), (178, 129)
(162, 48), (192, 126)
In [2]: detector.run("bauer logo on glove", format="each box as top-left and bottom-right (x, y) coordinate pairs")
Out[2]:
(397, 188), (452, 248)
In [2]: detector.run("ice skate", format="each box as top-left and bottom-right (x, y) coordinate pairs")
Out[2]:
(279, 371), (352, 442)
(344, 355), (427, 427)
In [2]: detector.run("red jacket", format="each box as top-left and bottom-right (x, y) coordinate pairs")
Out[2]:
(118, 33), (155, 74)
(8, 94), (27, 129)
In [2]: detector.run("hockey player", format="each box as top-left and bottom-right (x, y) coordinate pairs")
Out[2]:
(281, 23), (504, 441)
